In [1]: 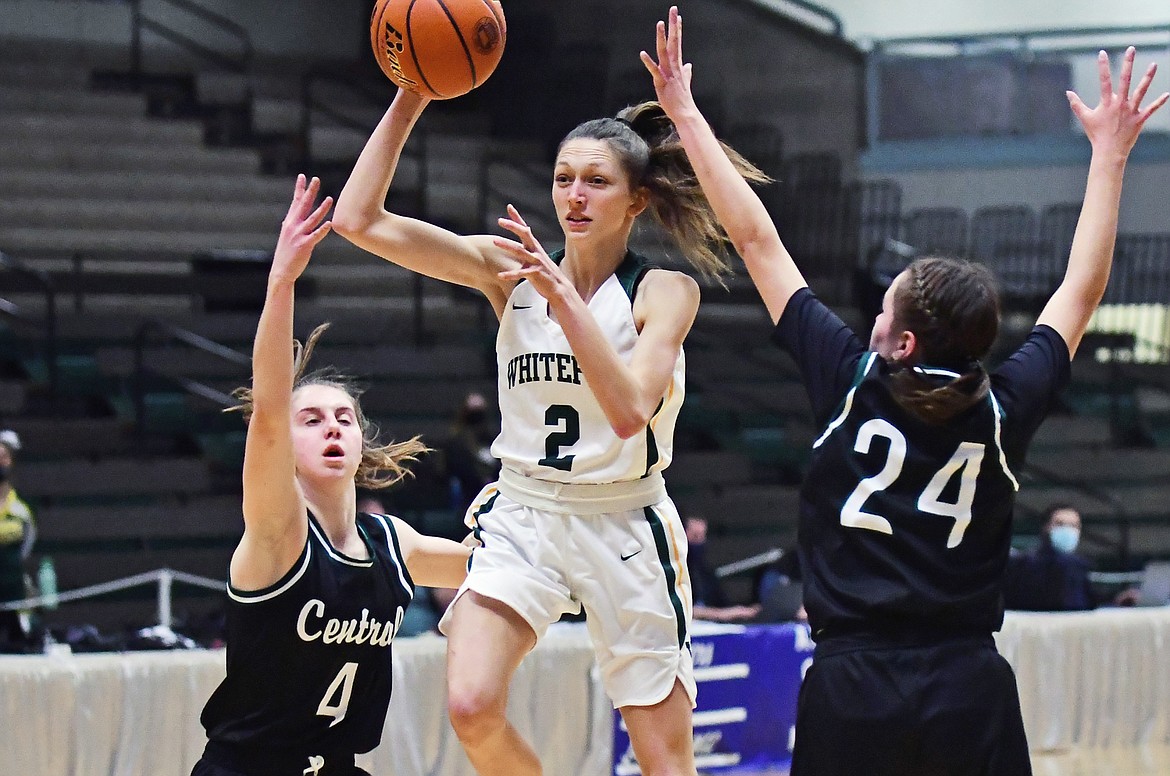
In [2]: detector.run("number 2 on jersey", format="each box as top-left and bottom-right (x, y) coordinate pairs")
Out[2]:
(840, 418), (985, 548)
(539, 404), (580, 471)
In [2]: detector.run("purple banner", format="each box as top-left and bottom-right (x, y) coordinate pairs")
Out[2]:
(613, 622), (814, 775)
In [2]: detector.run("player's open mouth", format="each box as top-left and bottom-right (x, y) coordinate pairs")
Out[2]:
(323, 445), (345, 458)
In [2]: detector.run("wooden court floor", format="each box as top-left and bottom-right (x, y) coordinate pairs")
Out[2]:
(732, 746), (1170, 776)
(1031, 745), (1170, 776)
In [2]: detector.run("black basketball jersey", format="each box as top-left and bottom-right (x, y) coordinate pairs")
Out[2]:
(774, 289), (1069, 636)
(200, 512), (414, 768)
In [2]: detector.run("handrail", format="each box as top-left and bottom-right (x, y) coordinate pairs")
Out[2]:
(133, 318), (250, 442)
(1, 567), (223, 630)
(733, 0), (844, 38)
(0, 251), (58, 400)
(129, 0), (254, 80)
(297, 67), (407, 172)
(477, 153), (557, 238)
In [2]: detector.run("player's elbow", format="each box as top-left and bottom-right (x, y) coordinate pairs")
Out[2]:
(611, 411), (650, 440)
(329, 199), (371, 241)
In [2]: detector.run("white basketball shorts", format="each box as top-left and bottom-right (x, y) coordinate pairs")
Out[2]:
(440, 477), (696, 709)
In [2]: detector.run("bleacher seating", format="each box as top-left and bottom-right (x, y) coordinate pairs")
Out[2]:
(1, 4), (1168, 637)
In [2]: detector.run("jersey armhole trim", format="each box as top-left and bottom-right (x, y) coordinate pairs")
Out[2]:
(372, 514), (415, 600)
(227, 542), (312, 604)
(987, 388), (1020, 491)
(813, 351), (879, 449)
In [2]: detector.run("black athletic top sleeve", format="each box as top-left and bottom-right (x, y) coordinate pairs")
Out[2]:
(773, 288), (1070, 637)
(200, 512), (414, 769)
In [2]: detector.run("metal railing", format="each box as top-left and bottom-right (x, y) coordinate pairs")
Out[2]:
(1, 568), (223, 631)
(129, 0), (253, 79)
(735, 0), (844, 38)
(133, 318), (249, 442)
(0, 251), (58, 400)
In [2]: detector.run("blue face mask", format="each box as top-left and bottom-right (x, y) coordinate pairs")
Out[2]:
(1050, 525), (1080, 554)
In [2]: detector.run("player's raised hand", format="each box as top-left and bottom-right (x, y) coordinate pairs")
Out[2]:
(1067, 47), (1168, 159)
(494, 204), (575, 303)
(640, 6), (699, 121)
(272, 174), (332, 283)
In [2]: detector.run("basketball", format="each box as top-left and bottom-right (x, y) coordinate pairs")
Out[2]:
(369, 0), (505, 100)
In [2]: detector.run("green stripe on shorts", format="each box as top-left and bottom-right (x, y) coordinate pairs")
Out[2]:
(644, 505), (686, 648)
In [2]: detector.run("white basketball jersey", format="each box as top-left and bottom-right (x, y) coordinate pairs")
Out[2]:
(491, 251), (684, 484)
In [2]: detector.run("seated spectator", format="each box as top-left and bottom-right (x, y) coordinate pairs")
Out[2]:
(1003, 503), (1095, 611)
(753, 546), (807, 624)
(0, 429), (34, 651)
(684, 515), (760, 623)
(439, 391), (500, 540)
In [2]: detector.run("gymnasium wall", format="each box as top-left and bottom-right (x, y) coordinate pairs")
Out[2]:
(812, 0), (1170, 43)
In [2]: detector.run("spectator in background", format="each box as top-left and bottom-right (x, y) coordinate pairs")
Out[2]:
(684, 515), (760, 623)
(440, 391), (501, 537)
(0, 429), (34, 651)
(1003, 503), (1095, 611)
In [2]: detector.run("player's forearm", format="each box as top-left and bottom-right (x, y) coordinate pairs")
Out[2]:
(1062, 152), (1126, 305)
(551, 293), (660, 439)
(334, 90), (428, 233)
(249, 279), (297, 416)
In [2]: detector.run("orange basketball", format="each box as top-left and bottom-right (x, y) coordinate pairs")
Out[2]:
(370, 0), (505, 100)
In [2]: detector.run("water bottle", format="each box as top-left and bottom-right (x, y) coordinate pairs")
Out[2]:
(37, 556), (58, 611)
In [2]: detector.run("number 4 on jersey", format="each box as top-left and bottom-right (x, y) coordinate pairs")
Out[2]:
(317, 662), (358, 727)
(840, 419), (985, 548)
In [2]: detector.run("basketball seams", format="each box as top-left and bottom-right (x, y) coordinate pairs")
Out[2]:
(432, 0), (478, 88)
(371, 0), (503, 99)
(405, 0), (444, 98)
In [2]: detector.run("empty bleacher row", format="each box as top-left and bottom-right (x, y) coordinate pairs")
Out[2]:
(2, 7), (1169, 635)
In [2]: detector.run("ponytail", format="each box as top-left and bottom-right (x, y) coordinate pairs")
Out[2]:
(561, 101), (769, 281)
(885, 257), (1001, 424)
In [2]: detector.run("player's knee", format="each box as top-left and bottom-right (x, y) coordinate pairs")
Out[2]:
(447, 684), (506, 744)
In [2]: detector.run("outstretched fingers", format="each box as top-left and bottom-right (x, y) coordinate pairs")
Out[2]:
(1118, 46), (1136, 100)
(669, 6), (683, 68)
(1140, 90), (1170, 124)
(1097, 50), (1114, 104)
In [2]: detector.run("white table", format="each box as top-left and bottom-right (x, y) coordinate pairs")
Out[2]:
(4, 610), (1170, 775)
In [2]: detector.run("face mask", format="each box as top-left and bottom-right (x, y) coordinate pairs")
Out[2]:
(1050, 525), (1080, 554)
(464, 409), (486, 427)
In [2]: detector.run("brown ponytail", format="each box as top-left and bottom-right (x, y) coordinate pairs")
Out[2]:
(559, 101), (769, 281)
(887, 257), (1001, 424)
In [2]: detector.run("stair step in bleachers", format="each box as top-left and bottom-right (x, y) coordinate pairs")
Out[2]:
(18, 457), (213, 501)
(1028, 448), (1170, 484)
(0, 85), (147, 115)
(3, 416), (132, 460)
(0, 169), (292, 202)
(0, 141), (261, 174)
(37, 495), (241, 543)
(664, 450), (754, 495)
(0, 113), (203, 145)
(1031, 415), (1113, 449)
(690, 485), (802, 531)
(0, 227), (274, 254)
(3, 199), (285, 232)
